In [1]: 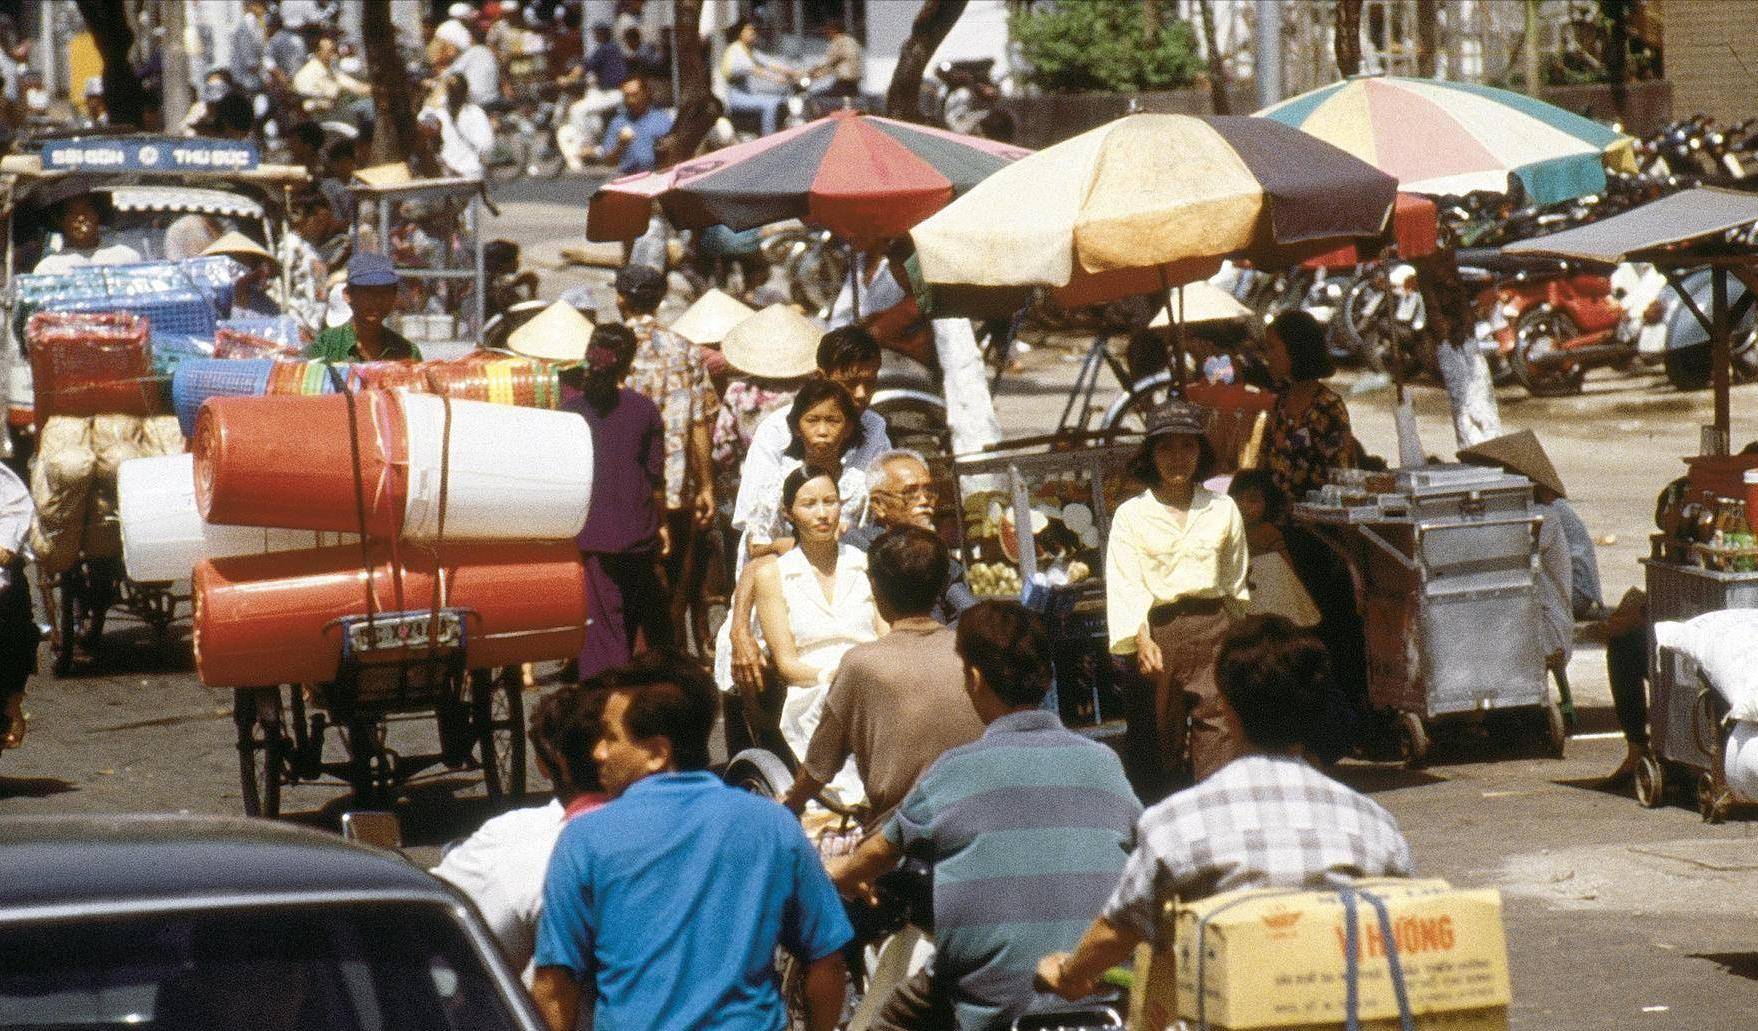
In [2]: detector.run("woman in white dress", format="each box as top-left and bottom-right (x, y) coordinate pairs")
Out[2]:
(750, 465), (881, 796)
(734, 377), (873, 566)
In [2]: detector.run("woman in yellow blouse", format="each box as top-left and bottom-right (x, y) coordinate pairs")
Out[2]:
(1106, 400), (1251, 798)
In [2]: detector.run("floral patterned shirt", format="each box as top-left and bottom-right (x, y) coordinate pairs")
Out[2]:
(1266, 382), (1354, 503)
(713, 378), (796, 497)
(624, 313), (720, 510)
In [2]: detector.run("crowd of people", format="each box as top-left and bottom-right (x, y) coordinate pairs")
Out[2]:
(367, 236), (1447, 1029)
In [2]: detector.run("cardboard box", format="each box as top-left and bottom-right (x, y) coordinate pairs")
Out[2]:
(1129, 879), (1510, 1031)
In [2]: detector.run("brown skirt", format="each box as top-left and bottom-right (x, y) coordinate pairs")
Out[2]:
(1122, 600), (1240, 800)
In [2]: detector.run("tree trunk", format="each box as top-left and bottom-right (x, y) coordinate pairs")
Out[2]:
(362, 0), (433, 171)
(1143, 0), (1162, 48)
(1603, 0), (1629, 121)
(1415, 0), (1439, 78)
(1199, 0), (1231, 115)
(1523, 0), (1543, 91)
(73, 0), (148, 128)
(885, 0), (969, 123)
(659, 0), (718, 166)
(1334, 0), (1363, 78)
(161, 0), (192, 134)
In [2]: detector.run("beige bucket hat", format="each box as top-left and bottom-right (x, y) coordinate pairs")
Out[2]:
(1457, 429), (1566, 498)
(202, 230), (277, 267)
(671, 289), (756, 347)
(506, 300), (597, 363)
(722, 304), (823, 380)
(1148, 280), (1252, 327)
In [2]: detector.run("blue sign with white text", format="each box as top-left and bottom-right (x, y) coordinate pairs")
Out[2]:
(41, 137), (261, 174)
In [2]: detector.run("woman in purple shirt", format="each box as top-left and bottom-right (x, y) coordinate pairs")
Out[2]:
(564, 323), (670, 680)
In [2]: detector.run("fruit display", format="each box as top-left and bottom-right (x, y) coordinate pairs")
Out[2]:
(958, 472), (1121, 597)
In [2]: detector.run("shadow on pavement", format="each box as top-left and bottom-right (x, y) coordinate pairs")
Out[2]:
(0, 774), (78, 799)
(1330, 762), (1447, 793)
(1690, 953), (1758, 982)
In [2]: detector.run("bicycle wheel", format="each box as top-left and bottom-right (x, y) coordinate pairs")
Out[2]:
(235, 687), (287, 818)
(472, 669), (527, 801)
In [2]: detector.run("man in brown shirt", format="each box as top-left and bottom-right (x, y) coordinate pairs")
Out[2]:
(782, 526), (985, 831)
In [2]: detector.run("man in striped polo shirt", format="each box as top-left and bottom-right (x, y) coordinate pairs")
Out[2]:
(828, 601), (1141, 1031)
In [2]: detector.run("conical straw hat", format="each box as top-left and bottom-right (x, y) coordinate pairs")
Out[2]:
(1148, 280), (1252, 326)
(1457, 429), (1566, 498)
(507, 300), (597, 363)
(202, 230), (277, 266)
(671, 289), (756, 346)
(723, 304), (823, 380)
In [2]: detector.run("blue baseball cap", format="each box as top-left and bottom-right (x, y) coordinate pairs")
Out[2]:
(346, 252), (399, 288)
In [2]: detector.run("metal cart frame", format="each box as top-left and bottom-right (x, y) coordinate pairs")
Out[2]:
(1635, 559), (1758, 821)
(231, 607), (526, 818)
(1294, 480), (1564, 767)
(348, 174), (488, 359)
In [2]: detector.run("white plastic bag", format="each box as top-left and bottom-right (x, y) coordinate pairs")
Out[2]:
(1725, 721), (1758, 802)
(1653, 609), (1758, 721)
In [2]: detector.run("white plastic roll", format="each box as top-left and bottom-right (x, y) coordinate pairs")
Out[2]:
(400, 394), (593, 542)
(118, 454), (354, 582)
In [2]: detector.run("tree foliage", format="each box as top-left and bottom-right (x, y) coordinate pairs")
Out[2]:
(1010, 0), (1202, 94)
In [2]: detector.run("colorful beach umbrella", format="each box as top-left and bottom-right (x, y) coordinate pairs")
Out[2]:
(1257, 75), (1637, 206)
(909, 113), (1399, 315)
(586, 109), (1030, 243)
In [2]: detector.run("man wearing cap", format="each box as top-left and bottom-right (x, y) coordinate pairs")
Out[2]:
(612, 264), (718, 587)
(307, 254), (421, 363)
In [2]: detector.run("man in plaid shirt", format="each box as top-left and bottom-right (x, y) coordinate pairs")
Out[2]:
(1038, 616), (1414, 1000)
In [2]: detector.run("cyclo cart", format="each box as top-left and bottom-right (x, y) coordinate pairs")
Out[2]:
(1505, 188), (1758, 820)
(0, 136), (310, 674)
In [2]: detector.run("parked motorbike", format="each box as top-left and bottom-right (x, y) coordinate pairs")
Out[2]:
(487, 83), (567, 182)
(930, 59), (1016, 141)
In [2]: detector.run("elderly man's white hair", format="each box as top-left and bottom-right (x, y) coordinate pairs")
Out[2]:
(866, 449), (931, 490)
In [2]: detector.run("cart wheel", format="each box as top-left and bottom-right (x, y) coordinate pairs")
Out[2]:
(1697, 772), (1729, 824)
(234, 687), (286, 819)
(1539, 702), (1568, 759)
(1634, 753), (1666, 808)
(472, 669), (527, 802)
(725, 748), (794, 800)
(1396, 713), (1431, 769)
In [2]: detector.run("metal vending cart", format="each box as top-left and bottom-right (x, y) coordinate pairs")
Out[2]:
(349, 173), (486, 360)
(950, 436), (1136, 735)
(1293, 464), (1564, 766)
(1504, 188), (1758, 820)
(1638, 555), (1758, 820)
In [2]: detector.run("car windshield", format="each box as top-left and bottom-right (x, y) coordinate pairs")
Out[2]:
(0, 901), (525, 1031)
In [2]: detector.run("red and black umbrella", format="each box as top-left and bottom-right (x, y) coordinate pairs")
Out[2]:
(586, 109), (1031, 244)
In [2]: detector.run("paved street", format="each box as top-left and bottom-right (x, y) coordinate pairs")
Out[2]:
(5, 175), (1758, 1028)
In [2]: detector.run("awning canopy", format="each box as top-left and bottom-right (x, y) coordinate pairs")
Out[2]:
(1504, 187), (1758, 266)
(104, 185), (265, 219)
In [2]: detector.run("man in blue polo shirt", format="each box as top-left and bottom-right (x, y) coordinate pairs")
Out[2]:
(532, 653), (852, 1031)
(827, 601), (1141, 1031)
(588, 77), (673, 175)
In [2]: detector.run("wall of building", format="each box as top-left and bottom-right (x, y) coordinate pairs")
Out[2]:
(1662, 0), (1758, 121)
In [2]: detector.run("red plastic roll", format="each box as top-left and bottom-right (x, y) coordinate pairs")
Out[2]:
(192, 541), (587, 687)
(193, 392), (408, 535)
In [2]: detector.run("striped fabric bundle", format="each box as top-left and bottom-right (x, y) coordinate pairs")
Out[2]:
(170, 355), (563, 437)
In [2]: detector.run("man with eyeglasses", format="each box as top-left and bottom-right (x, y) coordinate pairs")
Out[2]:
(729, 450), (977, 699)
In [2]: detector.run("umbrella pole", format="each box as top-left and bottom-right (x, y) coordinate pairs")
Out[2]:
(1156, 267), (1187, 395)
(1713, 265), (1730, 454)
(847, 239), (861, 322)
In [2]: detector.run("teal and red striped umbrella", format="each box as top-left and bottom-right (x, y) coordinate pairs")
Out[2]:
(1258, 76), (1637, 205)
(586, 109), (1031, 243)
